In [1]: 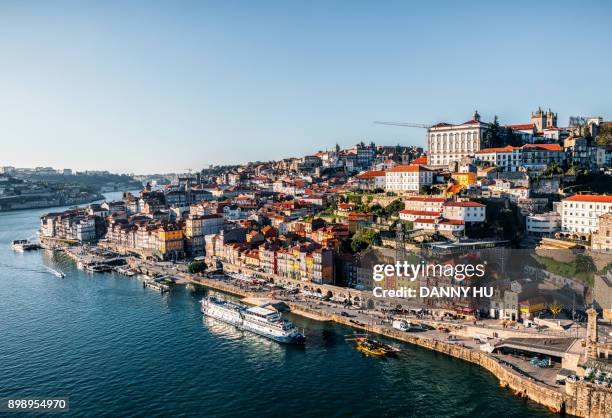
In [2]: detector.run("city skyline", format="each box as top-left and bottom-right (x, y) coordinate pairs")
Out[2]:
(1, 0), (611, 173)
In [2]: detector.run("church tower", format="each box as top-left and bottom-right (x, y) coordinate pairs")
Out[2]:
(545, 108), (557, 128)
(531, 107), (546, 132)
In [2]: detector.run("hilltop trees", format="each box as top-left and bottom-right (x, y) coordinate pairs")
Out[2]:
(482, 116), (524, 148)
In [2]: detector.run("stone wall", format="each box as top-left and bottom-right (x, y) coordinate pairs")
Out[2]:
(330, 314), (612, 417)
(566, 380), (612, 418)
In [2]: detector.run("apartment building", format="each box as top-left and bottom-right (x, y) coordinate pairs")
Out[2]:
(404, 196), (446, 212)
(442, 201), (486, 223)
(474, 146), (521, 171)
(385, 165), (433, 193)
(561, 195), (612, 239)
(355, 170), (386, 191)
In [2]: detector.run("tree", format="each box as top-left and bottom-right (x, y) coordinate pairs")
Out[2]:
(597, 124), (612, 146)
(384, 199), (405, 218)
(419, 185), (434, 195)
(542, 162), (564, 176)
(482, 115), (523, 148)
(350, 229), (379, 252)
(188, 260), (207, 274)
(565, 165), (580, 176)
(548, 301), (562, 319)
(575, 253), (596, 273)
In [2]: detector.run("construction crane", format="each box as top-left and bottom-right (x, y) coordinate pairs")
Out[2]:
(373, 121), (432, 129)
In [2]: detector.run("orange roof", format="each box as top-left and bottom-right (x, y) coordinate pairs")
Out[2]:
(356, 170), (386, 179)
(563, 195), (612, 203)
(444, 201), (485, 207)
(522, 143), (562, 151)
(440, 219), (465, 225)
(414, 218), (436, 224)
(412, 156), (428, 165)
(476, 145), (517, 154)
(387, 165), (431, 173)
(405, 196), (446, 203)
(506, 123), (535, 130)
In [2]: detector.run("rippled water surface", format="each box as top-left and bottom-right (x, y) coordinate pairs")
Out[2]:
(0, 197), (556, 417)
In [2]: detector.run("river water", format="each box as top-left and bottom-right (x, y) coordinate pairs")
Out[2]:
(0, 194), (556, 417)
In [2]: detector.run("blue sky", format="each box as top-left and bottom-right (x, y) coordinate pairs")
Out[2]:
(1, 1), (611, 174)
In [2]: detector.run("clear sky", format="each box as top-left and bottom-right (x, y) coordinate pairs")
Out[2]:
(1, 0), (611, 174)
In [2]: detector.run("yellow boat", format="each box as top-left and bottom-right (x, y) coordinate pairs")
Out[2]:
(354, 336), (399, 357)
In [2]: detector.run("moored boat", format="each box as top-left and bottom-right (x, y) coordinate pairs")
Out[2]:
(11, 239), (40, 252)
(201, 296), (305, 344)
(347, 334), (400, 357)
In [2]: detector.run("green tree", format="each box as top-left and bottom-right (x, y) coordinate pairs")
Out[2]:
(566, 165), (580, 176)
(596, 125), (612, 146)
(548, 301), (563, 319)
(575, 253), (596, 273)
(188, 260), (207, 274)
(350, 229), (379, 252)
(384, 199), (404, 218)
(419, 185), (434, 195)
(543, 162), (563, 176)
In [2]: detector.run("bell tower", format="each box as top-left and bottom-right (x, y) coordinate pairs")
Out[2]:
(531, 107), (545, 132)
(545, 108), (557, 128)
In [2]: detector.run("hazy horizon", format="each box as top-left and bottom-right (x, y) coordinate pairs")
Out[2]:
(2, 0), (611, 173)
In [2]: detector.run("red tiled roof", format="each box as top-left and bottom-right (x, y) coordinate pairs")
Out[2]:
(506, 123), (535, 131)
(405, 196), (446, 203)
(412, 156), (428, 165)
(563, 195), (612, 203)
(440, 219), (465, 225)
(356, 170), (386, 179)
(387, 165), (431, 173)
(443, 201), (485, 207)
(476, 145), (517, 154)
(522, 143), (562, 151)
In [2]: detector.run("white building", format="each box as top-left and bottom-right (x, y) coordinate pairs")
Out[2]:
(474, 146), (521, 171)
(76, 217), (96, 242)
(404, 196), (446, 212)
(399, 210), (440, 222)
(561, 195), (612, 239)
(385, 165), (433, 193)
(427, 111), (488, 166)
(414, 218), (465, 235)
(526, 212), (561, 236)
(355, 170), (386, 191)
(442, 201), (486, 223)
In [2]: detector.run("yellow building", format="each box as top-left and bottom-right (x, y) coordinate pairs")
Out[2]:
(157, 223), (184, 259)
(451, 172), (476, 187)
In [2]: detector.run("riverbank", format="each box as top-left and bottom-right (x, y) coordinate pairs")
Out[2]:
(126, 258), (611, 418)
(39, 251), (601, 417)
(0, 193), (105, 212)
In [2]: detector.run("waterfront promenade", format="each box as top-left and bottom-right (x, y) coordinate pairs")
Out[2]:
(122, 258), (611, 417)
